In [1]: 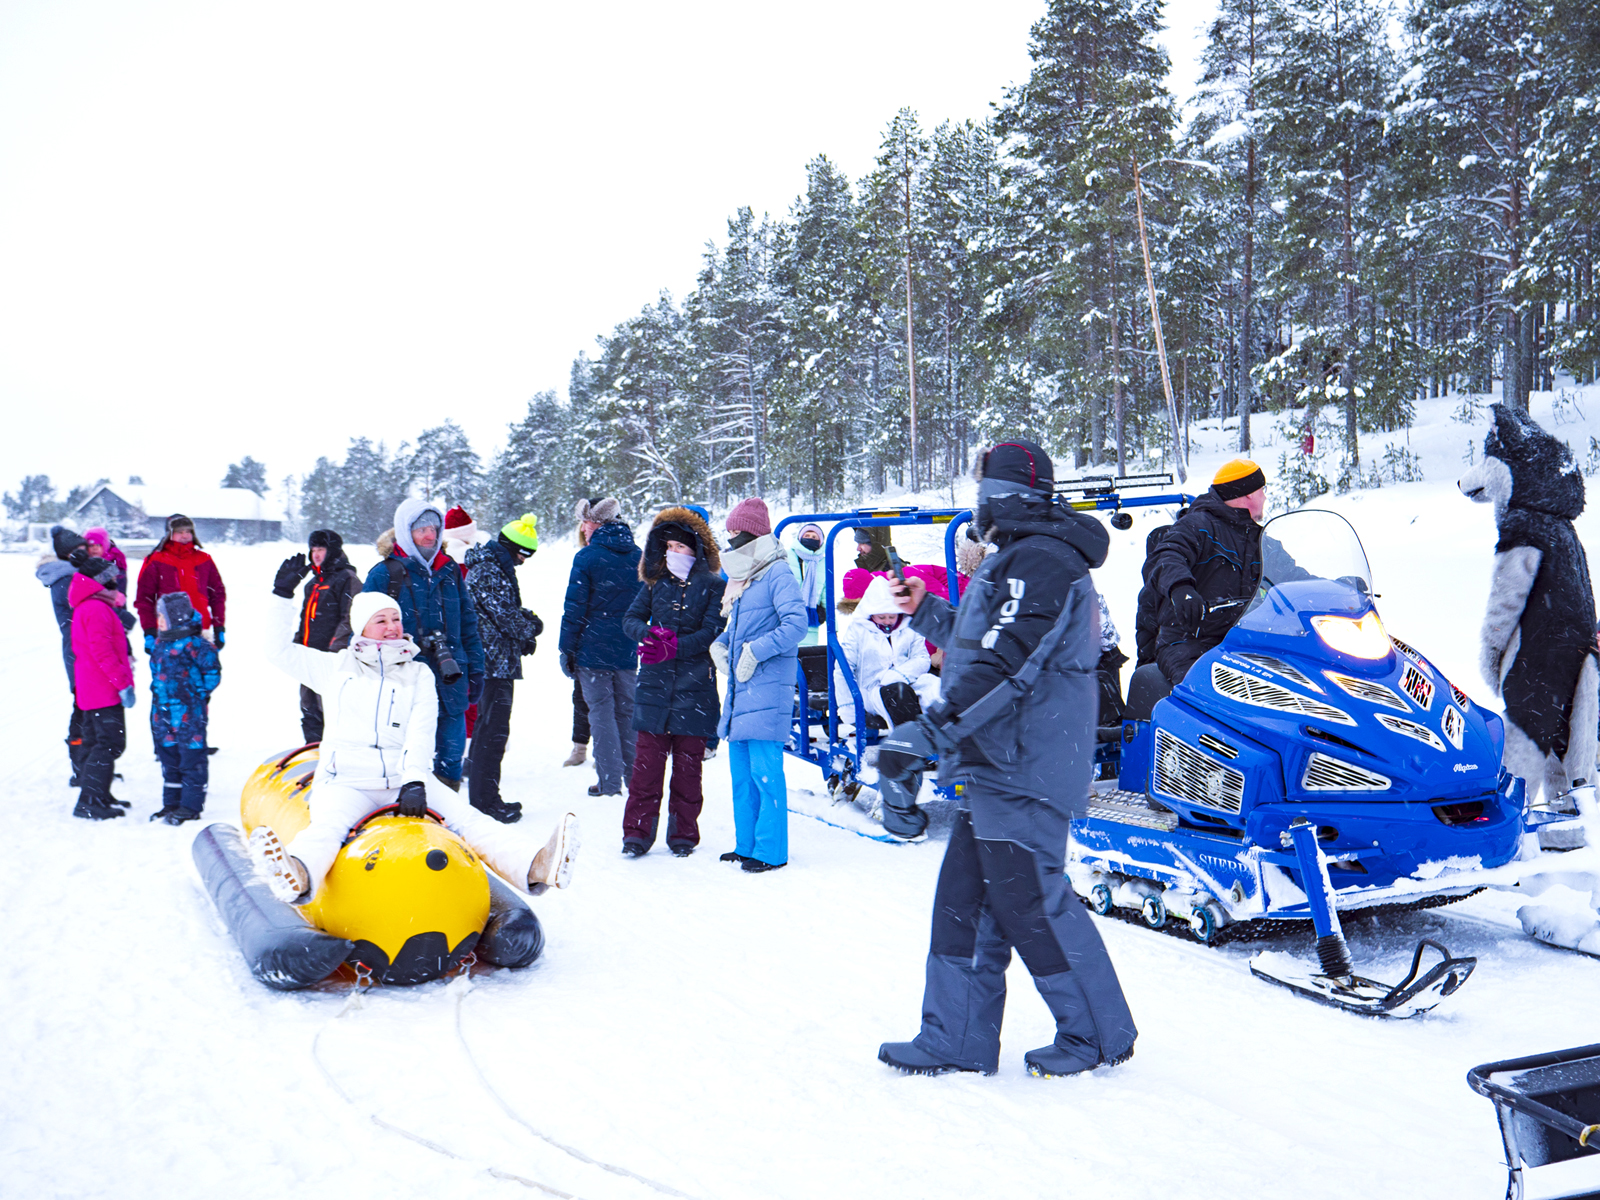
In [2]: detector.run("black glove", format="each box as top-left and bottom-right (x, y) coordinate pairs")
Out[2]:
(468, 675), (483, 706)
(214, 625), (225, 650)
(273, 553), (310, 598)
(525, 610), (544, 638)
(559, 651), (575, 679)
(66, 544), (90, 569)
(396, 781), (428, 818)
(1170, 584), (1204, 634)
(117, 607), (137, 632)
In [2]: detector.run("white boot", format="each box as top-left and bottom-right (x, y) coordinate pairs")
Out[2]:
(528, 813), (580, 895)
(248, 825), (309, 903)
(562, 743), (588, 768)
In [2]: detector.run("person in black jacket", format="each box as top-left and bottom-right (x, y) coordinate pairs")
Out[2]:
(558, 498), (643, 797)
(38, 525), (91, 784)
(274, 530), (363, 743)
(875, 440), (1137, 1080)
(1143, 459), (1269, 685)
(619, 507), (726, 857)
(464, 515), (544, 824)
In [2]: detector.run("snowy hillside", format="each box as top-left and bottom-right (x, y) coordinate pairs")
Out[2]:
(7, 393), (1600, 1199)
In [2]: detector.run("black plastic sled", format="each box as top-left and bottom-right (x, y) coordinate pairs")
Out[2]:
(1468, 1044), (1600, 1199)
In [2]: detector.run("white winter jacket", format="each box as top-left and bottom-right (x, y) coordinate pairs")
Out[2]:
(835, 576), (940, 723)
(267, 595), (436, 789)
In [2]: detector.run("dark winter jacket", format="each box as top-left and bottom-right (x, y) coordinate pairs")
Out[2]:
(559, 521), (644, 671)
(624, 508), (726, 737)
(363, 530), (486, 717)
(150, 605), (221, 749)
(465, 540), (543, 680)
(1133, 522), (1176, 667)
(37, 555), (76, 687)
(136, 541), (227, 633)
(1143, 490), (1263, 683)
(910, 493), (1109, 809)
(297, 538), (362, 652)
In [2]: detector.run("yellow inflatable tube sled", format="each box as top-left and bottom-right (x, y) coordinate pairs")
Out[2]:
(193, 745), (543, 989)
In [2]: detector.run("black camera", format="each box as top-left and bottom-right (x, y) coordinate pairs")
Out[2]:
(415, 631), (464, 685)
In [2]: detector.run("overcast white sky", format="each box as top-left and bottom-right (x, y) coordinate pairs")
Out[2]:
(0, 0), (1217, 504)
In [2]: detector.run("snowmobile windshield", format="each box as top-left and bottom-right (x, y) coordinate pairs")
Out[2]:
(1259, 509), (1372, 594)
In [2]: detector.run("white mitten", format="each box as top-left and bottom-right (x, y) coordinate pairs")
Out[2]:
(710, 641), (730, 674)
(736, 643), (759, 682)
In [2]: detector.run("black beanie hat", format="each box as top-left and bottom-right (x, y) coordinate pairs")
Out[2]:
(157, 591), (198, 632)
(979, 440), (1054, 492)
(308, 529), (344, 555)
(51, 525), (87, 562)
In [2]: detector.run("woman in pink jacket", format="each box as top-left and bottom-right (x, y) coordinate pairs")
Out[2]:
(70, 561), (136, 820)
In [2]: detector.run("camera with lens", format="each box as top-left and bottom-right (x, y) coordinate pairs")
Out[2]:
(415, 631), (464, 685)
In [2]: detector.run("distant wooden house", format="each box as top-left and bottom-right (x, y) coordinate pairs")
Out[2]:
(74, 484), (284, 544)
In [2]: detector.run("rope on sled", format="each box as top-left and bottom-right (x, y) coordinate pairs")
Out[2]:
(310, 984), (581, 1199)
(452, 979), (705, 1200)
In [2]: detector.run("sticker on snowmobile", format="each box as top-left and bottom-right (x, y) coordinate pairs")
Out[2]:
(1399, 663), (1435, 710)
(1441, 705), (1465, 750)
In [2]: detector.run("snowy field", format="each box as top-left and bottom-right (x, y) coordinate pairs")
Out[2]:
(8, 390), (1600, 1198)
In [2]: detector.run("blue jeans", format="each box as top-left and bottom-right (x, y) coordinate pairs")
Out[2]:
(728, 739), (788, 866)
(435, 708), (467, 783)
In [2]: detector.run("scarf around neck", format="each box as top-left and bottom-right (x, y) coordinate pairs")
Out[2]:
(720, 534), (784, 615)
(350, 636), (420, 671)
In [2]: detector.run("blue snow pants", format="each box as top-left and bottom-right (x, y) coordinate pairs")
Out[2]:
(434, 708), (467, 784)
(156, 743), (209, 813)
(911, 790), (1137, 1075)
(728, 739), (787, 866)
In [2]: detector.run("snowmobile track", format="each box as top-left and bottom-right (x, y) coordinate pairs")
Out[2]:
(1083, 887), (1484, 947)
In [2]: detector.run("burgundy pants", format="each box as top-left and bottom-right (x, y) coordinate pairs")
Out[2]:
(622, 731), (706, 850)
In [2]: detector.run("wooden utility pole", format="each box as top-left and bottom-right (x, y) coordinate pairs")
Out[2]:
(1133, 159), (1188, 483)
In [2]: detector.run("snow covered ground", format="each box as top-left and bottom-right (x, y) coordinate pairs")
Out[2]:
(7, 388), (1600, 1198)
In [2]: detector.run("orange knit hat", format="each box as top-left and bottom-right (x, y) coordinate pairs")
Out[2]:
(1212, 458), (1265, 500)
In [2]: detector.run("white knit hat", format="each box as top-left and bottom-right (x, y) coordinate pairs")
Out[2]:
(349, 592), (402, 639)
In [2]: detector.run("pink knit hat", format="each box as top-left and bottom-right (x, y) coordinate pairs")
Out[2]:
(725, 497), (772, 537)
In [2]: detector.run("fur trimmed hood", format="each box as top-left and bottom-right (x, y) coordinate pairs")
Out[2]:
(375, 528), (395, 557)
(639, 506), (721, 583)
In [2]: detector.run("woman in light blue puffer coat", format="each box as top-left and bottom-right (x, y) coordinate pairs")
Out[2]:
(711, 498), (808, 872)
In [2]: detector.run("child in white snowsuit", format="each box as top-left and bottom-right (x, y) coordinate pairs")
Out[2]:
(835, 575), (941, 727)
(253, 588), (578, 903)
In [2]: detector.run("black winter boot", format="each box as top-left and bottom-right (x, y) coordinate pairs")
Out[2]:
(472, 796), (523, 824)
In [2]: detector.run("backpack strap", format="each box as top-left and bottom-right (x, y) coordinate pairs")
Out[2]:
(383, 557), (407, 599)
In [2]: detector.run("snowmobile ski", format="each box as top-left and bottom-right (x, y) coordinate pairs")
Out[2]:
(1248, 938), (1476, 1018)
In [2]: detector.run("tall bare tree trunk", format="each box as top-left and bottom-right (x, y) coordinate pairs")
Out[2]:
(903, 163), (919, 489)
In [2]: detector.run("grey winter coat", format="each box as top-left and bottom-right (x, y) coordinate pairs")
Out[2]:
(714, 552), (808, 742)
(38, 556), (76, 687)
(465, 541), (543, 680)
(911, 494), (1110, 812)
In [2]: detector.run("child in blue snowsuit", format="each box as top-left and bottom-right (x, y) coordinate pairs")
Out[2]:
(149, 592), (221, 825)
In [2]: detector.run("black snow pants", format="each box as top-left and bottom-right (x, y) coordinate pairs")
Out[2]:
(299, 685), (324, 744)
(469, 678), (515, 811)
(911, 790), (1137, 1075)
(571, 675), (590, 745)
(66, 701), (87, 781)
(77, 706), (126, 807)
(156, 743), (210, 813)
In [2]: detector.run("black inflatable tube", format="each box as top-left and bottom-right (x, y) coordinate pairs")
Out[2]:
(193, 823), (354, 991)
(478, 869), (544, 969)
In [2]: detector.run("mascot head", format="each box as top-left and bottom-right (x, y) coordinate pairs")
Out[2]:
(1458, 403), (1585, 520)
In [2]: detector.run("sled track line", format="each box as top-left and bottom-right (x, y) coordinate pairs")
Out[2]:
(311, 979), (705, 1200)
(1086, 888), (1483, 947)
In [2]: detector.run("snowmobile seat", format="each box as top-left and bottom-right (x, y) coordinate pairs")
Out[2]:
(1468, 1043), (1600, 1199)
(1123, 663), (1173, 723)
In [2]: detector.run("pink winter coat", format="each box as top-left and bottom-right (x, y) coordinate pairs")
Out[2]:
(70, 573), (133, 710)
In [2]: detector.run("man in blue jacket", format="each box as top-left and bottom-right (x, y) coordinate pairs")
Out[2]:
(558, 498), (643, 797)
(362, 498), (486, 789)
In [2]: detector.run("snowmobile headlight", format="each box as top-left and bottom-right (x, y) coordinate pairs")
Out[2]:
(1311, 612), (1391, 660)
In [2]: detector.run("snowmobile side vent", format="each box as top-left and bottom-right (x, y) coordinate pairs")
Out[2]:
(1432, 800), (1487, 826)
(1374, 712), (1446, 752)
(1325, 671), (1411, 712)
(1388, 635), (1435, 676)
(1211, 663), (1356, 726)
(1302, 752), (1391, 792)
(1198, 733), (1239, 759)
(1441, 705), (1465, 750)
(1233, 652), (1324, 693)
(1154, 729), (1246, 813)
(1448, 682), (1471, 710)
(1399, 663), (1435, 711)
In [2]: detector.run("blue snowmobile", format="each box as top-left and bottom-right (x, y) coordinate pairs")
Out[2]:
(1071, 508), (1522, 1016)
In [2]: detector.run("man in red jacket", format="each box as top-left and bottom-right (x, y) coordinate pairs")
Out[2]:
(135, 514), (227, 652)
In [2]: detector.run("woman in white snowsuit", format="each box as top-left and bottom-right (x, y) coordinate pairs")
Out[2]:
(835, 575), (941, 727)
(254, 587), (578, 904)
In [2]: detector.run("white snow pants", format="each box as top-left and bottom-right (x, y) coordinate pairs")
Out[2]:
(287, 778), (540, 901)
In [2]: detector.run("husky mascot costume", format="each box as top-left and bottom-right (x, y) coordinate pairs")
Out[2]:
(1459, 404), (1598, 854)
